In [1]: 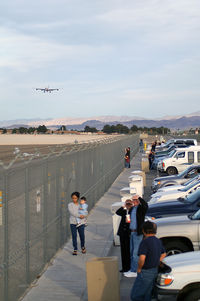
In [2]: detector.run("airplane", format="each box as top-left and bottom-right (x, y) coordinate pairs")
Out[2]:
(35, 86), (59, 93)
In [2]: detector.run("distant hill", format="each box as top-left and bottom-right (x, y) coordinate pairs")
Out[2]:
(65, 116), (200, 130)
(1, 111), (200, 129)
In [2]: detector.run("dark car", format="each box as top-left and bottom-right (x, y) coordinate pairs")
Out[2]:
(156, 139), (197, 151)
(147, 188), (200, 219)
(155, 144), (189, 158)
(152, 165), (200, 193)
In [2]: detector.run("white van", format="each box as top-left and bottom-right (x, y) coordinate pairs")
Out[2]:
(158, 145), (200, 175)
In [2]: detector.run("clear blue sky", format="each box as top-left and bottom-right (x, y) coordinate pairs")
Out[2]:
(0, 0), (200, 120)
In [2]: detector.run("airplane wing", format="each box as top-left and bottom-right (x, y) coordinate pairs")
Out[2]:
(36, 88), (45, 91)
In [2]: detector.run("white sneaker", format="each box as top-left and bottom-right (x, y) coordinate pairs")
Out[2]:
(123, 271), (137, 277)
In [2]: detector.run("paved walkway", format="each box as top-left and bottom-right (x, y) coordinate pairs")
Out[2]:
(22, 152), (143, 301)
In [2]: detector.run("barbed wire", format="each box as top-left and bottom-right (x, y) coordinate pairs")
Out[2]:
(0, 135), (133, 170)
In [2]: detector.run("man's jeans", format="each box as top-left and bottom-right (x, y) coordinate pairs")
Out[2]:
(70, 224), (85, 250)
(130, 268), (158, 301)
(130, 232), (143, 272)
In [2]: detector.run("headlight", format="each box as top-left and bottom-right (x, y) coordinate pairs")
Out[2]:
(152, 195), (161, 202)
(153, 181), (161, 186)
(157, 274), (174, 286)
(145, 216), (156, 221)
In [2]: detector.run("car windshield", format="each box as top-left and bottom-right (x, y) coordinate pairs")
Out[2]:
(164, 140), (173, 148)
(178, 167), (197, 178)
(190, 209), (200, 220)
(179, 180), (200, 192)
(168, 149), (176, 157)
(184, 189), (200, 203)
(182, 175), (199, 186)
(166, 146), (174, 152)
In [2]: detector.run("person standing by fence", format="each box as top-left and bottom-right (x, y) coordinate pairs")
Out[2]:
(125, 147), (131, 168)
(68, 192), (87, 255)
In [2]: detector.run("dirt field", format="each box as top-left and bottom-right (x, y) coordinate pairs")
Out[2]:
(0, 134), (123, 165)
(0, 134), (117, 145)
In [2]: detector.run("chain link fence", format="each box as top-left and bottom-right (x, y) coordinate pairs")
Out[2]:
(0, 134), (139, 301)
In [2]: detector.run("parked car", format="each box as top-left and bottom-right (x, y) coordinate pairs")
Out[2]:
(147, 188), (200, 219)
(152, 146), (190, 170)
(149, 178), (200, 204)
(155, 175), (200, 194)
(158, 146), (200, 175)
(156, 138), (197, 151)
(152, 165), (200, 193)
(155, 209), (200, 255)
(152, 149), (177, 170)
(155, 144), (189, 157)
(156, 251), (200, 301)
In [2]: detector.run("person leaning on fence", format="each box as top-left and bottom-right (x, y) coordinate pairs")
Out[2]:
(115, 199), (132, 273)
(68, 191), (87, 255)
(130, 221), (166, 301)
(124, 147), (131, 168)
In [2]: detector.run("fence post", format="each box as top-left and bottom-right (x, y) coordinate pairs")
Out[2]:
(60, 167), (65, 247)
(3, 172), (8, 301)
(55, 162), (61, 249)
(25, 167), (30, 285)
(43, 160), (48, 264)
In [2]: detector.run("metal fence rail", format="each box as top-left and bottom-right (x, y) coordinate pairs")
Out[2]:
(0, 134), (139, 301)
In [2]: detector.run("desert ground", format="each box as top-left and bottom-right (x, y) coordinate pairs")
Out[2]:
(0, 134), (123, 165)
(0, 133), (117, 145)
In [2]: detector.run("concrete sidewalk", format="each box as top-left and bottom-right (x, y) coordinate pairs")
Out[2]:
(109, 162), (175, 301)
(22, 152), (143, 301)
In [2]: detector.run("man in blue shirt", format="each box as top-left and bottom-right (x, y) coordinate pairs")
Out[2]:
(130, 221), (166, 301)
(124, 195), (148, 277)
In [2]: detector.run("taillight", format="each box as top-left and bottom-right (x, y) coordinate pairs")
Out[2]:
(162, 162), (165, 168)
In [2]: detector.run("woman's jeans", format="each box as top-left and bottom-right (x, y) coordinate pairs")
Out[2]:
(70, 224), (85, 250)
(130, 268), (158, 301)
(125, 161), (131, 168)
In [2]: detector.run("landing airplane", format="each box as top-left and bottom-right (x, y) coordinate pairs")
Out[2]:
(35, 86), (59, 93)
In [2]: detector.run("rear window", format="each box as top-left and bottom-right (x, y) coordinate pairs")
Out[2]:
(186, 169), (198, 178)
(174, 140), (184, 144)
(185, 140), (195, 145)
(188, 152), (194, 164)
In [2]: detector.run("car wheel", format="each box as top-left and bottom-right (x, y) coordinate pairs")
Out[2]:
(184, 288), (200, 301)
(166, 166), (178, 175)
(164, 241), (191, 256)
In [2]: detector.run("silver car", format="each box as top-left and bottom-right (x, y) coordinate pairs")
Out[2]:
(155, 209), (200, 255)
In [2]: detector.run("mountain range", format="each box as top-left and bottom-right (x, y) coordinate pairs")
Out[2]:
(1, 111), (200, 130)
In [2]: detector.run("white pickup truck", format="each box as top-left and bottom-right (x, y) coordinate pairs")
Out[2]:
(156, 251), (200, 301)
(158, 146), (200, 175)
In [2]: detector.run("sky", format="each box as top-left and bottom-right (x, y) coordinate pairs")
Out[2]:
(0, 0), (200, 120)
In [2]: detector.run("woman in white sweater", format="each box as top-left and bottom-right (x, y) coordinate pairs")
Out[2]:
(68, 191), (87, 255)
